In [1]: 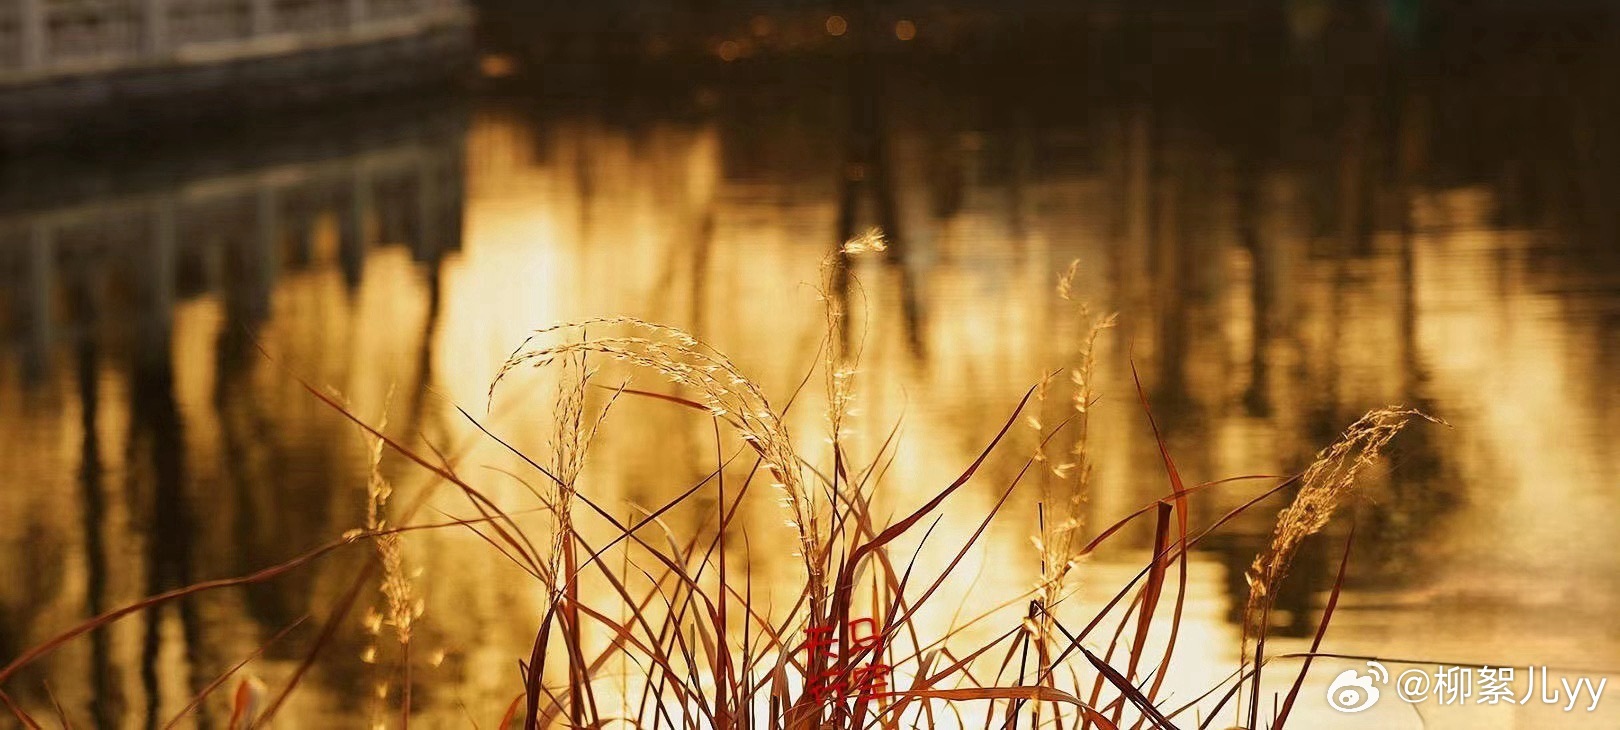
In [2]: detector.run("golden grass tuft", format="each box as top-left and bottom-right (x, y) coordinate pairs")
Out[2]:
(491, 316), (829, 622)
(1031, 260), (1117, 685)
(0, 257), (1448, 730)
(1244, 406), (1445, 623)
(1239, 405), (1447, 723)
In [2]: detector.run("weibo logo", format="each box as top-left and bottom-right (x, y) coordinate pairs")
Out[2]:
(1326, 661), (1389, 713)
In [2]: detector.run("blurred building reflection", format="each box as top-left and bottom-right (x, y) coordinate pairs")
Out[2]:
(0, 97), (467, 722)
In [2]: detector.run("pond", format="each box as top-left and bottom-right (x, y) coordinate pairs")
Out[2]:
(2, 8), (1619, 728)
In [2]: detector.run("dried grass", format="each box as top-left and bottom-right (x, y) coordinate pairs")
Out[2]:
(0, 255), (1443, 730)
(1240, 405), (1446, 724)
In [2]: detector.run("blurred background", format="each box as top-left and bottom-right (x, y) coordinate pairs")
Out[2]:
(3, 0), (1620, 727)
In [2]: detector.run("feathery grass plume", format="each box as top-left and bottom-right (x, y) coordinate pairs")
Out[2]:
(1033, 261), (1116, 672)
(821, 228), (886, 471)
(841, 226), (888, 256)
(491, 317), (827, 619)
(814, 232), (873, 586)
(528, 346), (622, 729)
(352, 401), (424, 724)
(1245, 406), (1442, 617)
(541, 348), (622, 591)
(364, 427), (420, 648)
(370, 458), (421, 650)
(1241, 406), (1444, 719)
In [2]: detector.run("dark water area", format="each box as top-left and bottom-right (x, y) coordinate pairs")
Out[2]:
(3, 5), (1620, 726)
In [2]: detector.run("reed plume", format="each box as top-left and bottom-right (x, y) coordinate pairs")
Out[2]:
(1241, 405), (1444, 720)
(492, 317), (826, 619)
(354, 402), (423, 725)
(822, 229), (886, 447)
(1033, 260), (1116, 681)
(1245, 406), (1440, 621)
(541, 349), (621, 590)
(367, 434), (420, 649)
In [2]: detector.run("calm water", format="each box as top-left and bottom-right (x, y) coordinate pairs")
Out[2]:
(4, 8), (1620, 727)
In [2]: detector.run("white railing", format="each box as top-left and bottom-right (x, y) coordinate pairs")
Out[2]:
(1, 0), (465, 81)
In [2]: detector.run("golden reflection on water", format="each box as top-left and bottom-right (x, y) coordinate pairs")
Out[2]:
(4, 44), (1620, 727)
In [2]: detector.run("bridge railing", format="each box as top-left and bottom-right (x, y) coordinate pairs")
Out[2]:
(0, 0), (465, 83)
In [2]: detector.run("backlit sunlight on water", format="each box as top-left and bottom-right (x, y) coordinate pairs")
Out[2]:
(3, 11), (1620, 727)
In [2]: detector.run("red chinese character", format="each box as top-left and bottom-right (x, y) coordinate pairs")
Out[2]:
(849, 662), (891, 698)
(800, 620), (891, 702)
(847, 617), (881, 655)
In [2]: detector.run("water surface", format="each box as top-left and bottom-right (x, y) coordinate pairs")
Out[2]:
(3, 9), (1620, 727)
